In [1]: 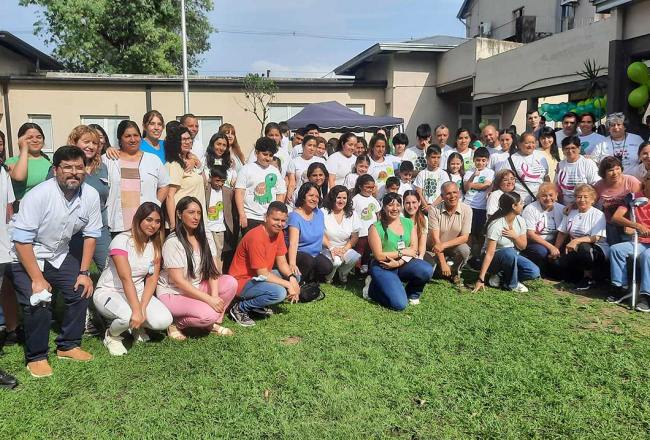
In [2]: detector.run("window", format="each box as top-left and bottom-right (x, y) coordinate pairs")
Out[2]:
(346, 104), (365, 115)
(81, 116), (128, 148)
(28, 114), (54, 152)
(176, 116), (223, 149)
(268, 104), (306, 123)
(561, 3), (576, 31)
(458, 103), (502, 131)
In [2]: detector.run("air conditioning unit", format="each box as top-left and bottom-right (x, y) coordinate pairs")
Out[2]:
(479, 21), (492, 37)
(560, 0), (578, 5)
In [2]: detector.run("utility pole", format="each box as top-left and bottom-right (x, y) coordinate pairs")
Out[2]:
(180, 0), (190, 113)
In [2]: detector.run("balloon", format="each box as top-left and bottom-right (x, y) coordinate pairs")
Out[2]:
(539, 103), (550, 113)
(627, 62), (650, 85)
(628, 84), (649, 108)
(593, 97), (603, 109)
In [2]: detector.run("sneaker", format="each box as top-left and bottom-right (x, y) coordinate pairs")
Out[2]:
(4, 328), (19, 346)
(636, 296), (650, 313)
(56, 347), (94, 362)
(575, 278), (595, 291)
(362, 276), (371, 300)
(229, 304), (256, 327)
(103, 331), (128, 356)
(360, 265), (369, 275)
(512, 282), (529, 293)
(0, 369), (17, 389)
(408, 298), (420, 305)
(339, 274), (348, 284)
(131, 328), (150, 343)
(250, 306), (274, 317)
(488, 274), (501, 288)
(606, 285), (629, 303)
(26, 359), (53, 378)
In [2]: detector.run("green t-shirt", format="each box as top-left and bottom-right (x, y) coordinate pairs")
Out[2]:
(6, 155), (51, 200)
(373, 217), (413, 252)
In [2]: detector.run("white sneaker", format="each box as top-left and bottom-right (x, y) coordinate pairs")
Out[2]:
(512, 282), (529, 293)
(132, 328), (150, 343)
(360, 265), (369, 275)
(408, 298), (420, 305)
(362, 276), (371, 300)
(488, 274), (501, 288)
(103, 330), (127, 356)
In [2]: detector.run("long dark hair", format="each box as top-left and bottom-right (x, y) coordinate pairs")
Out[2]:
(353, 174), (375, 197)
(164, 126), (191, 169)
(17, 122), (49, 160)
(295, 182), (321, 209)
(131, 202), (164, 259)
(88, 124), (111, 154)
(487, 191), (521, 229)
(306, 162), (329, 201)
(205, 132), (232, 169)
(445, 151), (465, 196)
(539, 126), (560, 162)
(323, 185), (354, 217)
(116, 120), (141, 149)
(0, 129), (6, 170)
(379, 192), (402, 240)
(174, 196), (219, 279)
(337, 132), (357, 152)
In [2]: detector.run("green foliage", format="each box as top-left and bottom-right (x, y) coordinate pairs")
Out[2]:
(239, 73), (279, 135)
(19, 0), (213, 74)
(2, 279), (650, 438)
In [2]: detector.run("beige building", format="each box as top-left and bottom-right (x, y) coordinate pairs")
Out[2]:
(2, 0), (649, 157)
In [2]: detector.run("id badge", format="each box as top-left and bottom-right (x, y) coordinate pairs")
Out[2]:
(397, 240), (406, 250)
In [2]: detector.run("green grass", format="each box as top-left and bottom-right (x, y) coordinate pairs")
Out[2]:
(2, 278), (650, 439)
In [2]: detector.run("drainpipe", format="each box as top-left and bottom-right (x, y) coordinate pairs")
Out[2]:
(1, 79), (13, 155)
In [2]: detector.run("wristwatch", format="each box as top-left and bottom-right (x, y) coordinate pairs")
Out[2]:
(79, 270), (91, 277)
(288, 274), (297, 281)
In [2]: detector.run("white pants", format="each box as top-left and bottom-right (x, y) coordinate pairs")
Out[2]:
(93, 289), (173, 336)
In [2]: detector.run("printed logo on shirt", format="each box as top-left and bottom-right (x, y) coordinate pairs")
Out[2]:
(557, 170), (575, 192)
(254, 173), (278, 204)
(207, 201), (224, 221)
(580, 141), (590, 155)
(415, 156), (427, 171)
(361, 203), (378, 221)
(424, 177), (439, 200)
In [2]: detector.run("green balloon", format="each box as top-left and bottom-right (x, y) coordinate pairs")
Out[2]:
(628, 84), (649, 108)
(628, 62), (649, 84)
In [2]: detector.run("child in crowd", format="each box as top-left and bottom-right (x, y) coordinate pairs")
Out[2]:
(413, 145), (448, 211)
(352, 174), (380, 274)
(235, 137), (287, 236)
(343, 155), (371, 189)
(206, 164), (238, 273)
(397, 160), (414, 195)
(407, 123), (432, 172)
(393, 132), (417, 166)
(271, 156), (282, 172)
(445, 152), (465, 200)
(355, 137), (368, 157)
(463, 147), (494, 256)
(377, 176), (400, 200)
(315, 136), (328, 159)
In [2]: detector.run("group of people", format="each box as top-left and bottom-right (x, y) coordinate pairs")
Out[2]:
(0, 107), (649, 389)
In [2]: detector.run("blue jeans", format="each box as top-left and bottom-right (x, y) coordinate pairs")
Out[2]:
(369, 258), (434, 311)
(0, 263), (5, 326)
(237, 270), (297, 313)
(489, 247), (540, 289)
(70, 226), (111, 272)
(610, 241), (650, 295)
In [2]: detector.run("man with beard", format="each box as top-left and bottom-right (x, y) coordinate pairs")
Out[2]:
(8, 146), (102, 378)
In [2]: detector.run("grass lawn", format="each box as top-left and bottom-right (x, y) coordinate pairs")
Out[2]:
(1, 277), (650, 439)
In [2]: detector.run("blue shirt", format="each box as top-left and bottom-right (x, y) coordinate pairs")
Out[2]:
(139, 139), (166, 163)
(287, 208), (325, 257)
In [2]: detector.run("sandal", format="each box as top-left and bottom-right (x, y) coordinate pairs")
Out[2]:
(211, 324), (234, 336)
(167, 324), (186, 341)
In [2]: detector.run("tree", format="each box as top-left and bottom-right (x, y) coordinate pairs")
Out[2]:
(238, 74), (279, 136)
(19, 0), (213, 74)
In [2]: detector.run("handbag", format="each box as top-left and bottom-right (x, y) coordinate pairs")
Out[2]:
(299, 282), (325, 303)
(508, 155), (537, 202)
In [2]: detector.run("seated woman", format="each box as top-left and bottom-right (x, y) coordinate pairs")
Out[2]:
(365, 192), (434, 310)
(402, 190), (427, 259)
(473, 192), (540, 293)
(608, 172), (650, 312)
(287, 183), (334, 283)
(594, 156), (641, 245)
(321, 185), (361, 284)
(94, 203), (173, 356)
(521, 183), (565, 276)
(486, 169), (516, 216)
(552, 184), (609, 290)
(157, 196), (238, 339)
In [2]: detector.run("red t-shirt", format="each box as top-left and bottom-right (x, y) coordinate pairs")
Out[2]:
(228, 224), (287, 294)
(632, 191), (650, 244)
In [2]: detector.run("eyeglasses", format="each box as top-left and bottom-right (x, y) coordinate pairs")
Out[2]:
(58, 164), (85, 174)
(181, 137), (193, 143)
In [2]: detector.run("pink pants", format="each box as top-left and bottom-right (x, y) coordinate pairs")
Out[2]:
(158, 275), (238, 330)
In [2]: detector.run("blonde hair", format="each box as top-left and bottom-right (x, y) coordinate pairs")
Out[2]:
(537, 182), (558, 197)
(573, 183), (597, 200)
(67, 125), (101, 172)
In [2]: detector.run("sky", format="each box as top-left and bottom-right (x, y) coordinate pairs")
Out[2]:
(0, 0), (466, 77)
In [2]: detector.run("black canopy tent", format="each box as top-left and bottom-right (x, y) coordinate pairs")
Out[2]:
(286, 101), (404, 132)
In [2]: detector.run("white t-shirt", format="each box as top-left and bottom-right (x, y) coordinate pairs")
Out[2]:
(343, 173), (361, 189)
(413, 167), (450, 204)
(291, 143), (303, 159)
(397, 181), (414, 196)
(489, 150), (510, 170)
(463, 167), (495, 209)
(555, 156), (601, 206)
(0, 168), (16, 264)
(628, 162), (650, 181)
(204, 158), (238, 188)
(352, 194), (380, 237)
(407, 145), (428, 171)
(445, 172), (464, 199)
(522, 201), (565, 242)
(396, 149), (418, 167)
(496, 151), (549, 205)
(326, 152), (357, 186)
(442, 148), (474, 172)
(287, 155), (325, 188)
(157, 233), (218, 296)
(235, 162), (287, 221)
(322, 208), (361, 248)
(486, 190), (504, 216)
(368, 155), (398, 188)
(486, 216), (526, 249)
(601, 133), (645, 169)
(558, 207), (608, 254)
(206, 188), (226, 233)
(247, 145), (291, 177)
(191, 139), (205, 167)
(95, 232), (156, 298)
(579, 132), (608, 163)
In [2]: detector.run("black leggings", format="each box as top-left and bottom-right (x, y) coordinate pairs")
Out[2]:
(551, 243), (607, 282)
(296, 251), (334, 283)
